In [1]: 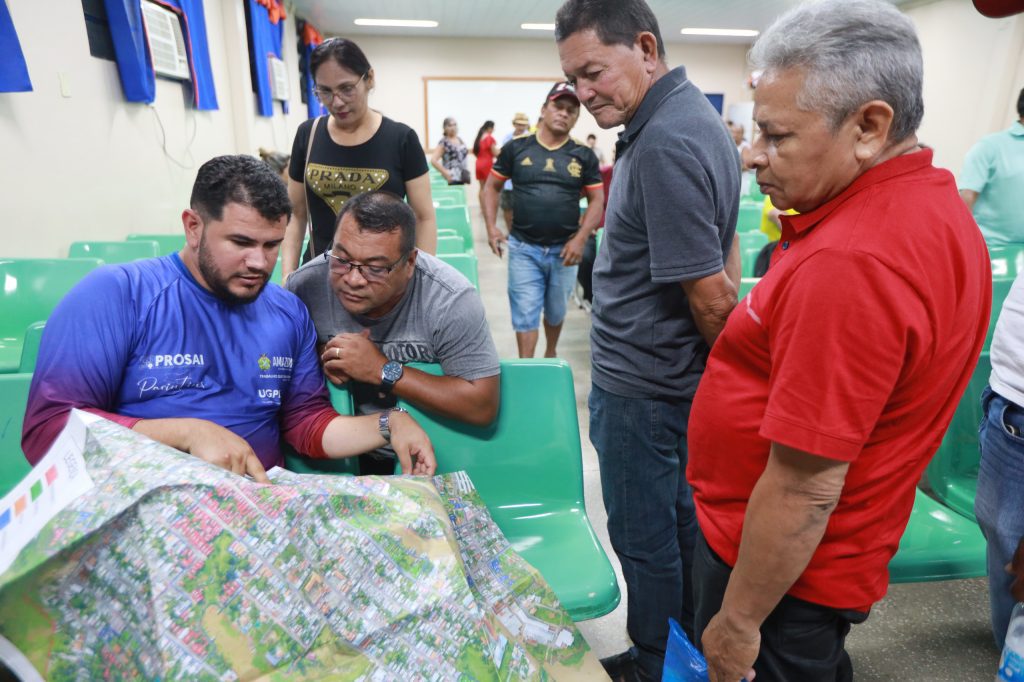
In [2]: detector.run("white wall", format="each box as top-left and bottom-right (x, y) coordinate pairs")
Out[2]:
(355, 34), (751, 164)
(4, 0), (1022, 259)
(905, 0), (1024, 176)
(1, 0), (308, 257)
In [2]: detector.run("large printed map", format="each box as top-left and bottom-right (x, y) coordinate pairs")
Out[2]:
(0, 414), (606, 680)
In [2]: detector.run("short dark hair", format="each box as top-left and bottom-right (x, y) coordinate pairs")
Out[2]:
(337, 191), (416, 255)
(586, 133), (597, 141)
(1018, 87), (1024, 118)
(555, 0), (665, 59)
(190, 155), (291, 223)
(310, 37), (371, 81)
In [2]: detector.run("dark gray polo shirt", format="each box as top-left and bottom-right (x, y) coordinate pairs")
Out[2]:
(590, 66), (740, 400)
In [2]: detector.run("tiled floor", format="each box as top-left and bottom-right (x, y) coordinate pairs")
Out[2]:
(467, 207), (1002, 681)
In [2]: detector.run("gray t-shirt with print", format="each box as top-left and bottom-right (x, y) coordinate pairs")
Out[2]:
(286, 250), (500, 423)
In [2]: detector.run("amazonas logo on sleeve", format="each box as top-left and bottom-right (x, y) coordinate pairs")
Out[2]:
(305, 164), (390, 215)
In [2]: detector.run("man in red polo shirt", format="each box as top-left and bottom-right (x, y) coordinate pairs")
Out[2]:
(687, 1), (991, 681)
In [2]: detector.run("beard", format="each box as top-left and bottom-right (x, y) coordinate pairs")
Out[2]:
(197, 231), (269, 306)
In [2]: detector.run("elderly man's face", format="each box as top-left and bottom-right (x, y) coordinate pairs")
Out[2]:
(558, 29), (656, 129)
(748, 69), (863, 213)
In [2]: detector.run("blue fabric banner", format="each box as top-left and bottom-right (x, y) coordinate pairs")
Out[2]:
(0, 0), (32, 92)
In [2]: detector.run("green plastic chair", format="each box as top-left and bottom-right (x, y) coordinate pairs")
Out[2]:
(925, 352), (990, 521)
(68, 240), (160, 263)
(738, 277), (760, 300)
(433, 196), (466, 208)
(738, 231), (769, 278)
(18, 322), (45, 373)
(437, 253), (479, 289)
(436, 204), (471, 231)
(736, 201), (762, 233)
(0, 258), (103, 373)
(989, 245), (1024, 279)
(126, 233), (185, 256)
(0, 372), (33, 498)
(437, 218), (474, 253)
(888, 488), (987, 582)
(284, 360), (621, 621)
(436, 234), (468, 256)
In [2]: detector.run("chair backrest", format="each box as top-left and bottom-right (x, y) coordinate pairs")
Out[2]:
(736, 201), (762, 233)
(437, 253), (479, 288)
(926, 351), (990, 520)
(435, 204), (471, 231)
(436, 234), (467, 256)
(69, 240), (159, 263)
(126, 233), (185, 256)
(18, 322), (45, 373)
(0, 259), (103, 372)
(989, 245), (1024, 279)
(0, 372), (33, 497)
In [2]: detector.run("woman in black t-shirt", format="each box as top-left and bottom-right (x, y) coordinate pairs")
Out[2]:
(282, 38), (437, 278)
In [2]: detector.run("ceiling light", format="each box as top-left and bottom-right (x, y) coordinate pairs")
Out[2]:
(680, 28), (759, 37)
(354, 18), (438, 28)
(521, 23), (555, 31)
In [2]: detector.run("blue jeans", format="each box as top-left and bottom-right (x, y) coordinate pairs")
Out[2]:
(976, 386), (1024, 647)
(506, 236), (578, 332)
(589, 383), (697, 681)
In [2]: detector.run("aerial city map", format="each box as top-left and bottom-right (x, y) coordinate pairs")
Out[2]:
(0, 412), (606, 680)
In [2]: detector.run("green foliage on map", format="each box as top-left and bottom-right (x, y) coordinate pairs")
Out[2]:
(0, 419), (606, 680)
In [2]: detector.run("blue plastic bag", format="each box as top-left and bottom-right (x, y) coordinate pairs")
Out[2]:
(662, 618), (710, 682)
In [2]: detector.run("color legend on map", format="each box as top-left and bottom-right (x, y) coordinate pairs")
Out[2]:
(0, 409), (96, 576)
(0, 465), (58, 532)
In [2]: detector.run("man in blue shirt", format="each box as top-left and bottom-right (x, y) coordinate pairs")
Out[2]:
(23, 155), (435, 480)
(960, 88), (1024, 243)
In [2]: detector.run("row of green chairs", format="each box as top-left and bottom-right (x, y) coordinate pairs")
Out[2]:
(284, 359), (621, 621)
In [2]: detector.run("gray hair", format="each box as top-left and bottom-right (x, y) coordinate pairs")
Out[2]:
(749, 0), (923, 142)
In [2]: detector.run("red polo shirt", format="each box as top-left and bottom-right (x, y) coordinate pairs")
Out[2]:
(688, 149), (990, 611)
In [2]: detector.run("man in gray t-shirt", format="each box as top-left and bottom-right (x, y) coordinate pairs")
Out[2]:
(557, 0), (741, 679)
(286, 191), (500, 474)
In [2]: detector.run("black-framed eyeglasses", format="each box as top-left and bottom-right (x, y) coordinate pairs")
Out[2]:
(324, 251), (407, 282)
(313, 73), (368, 103)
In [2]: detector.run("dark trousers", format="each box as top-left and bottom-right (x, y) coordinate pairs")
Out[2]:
(589, 384), (697, 681)
(692, 532), (867, 682)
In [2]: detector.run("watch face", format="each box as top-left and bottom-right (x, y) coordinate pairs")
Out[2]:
(382, 361), (403, 384)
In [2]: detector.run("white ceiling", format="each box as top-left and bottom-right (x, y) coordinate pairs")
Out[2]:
(288, 0), (915, 45)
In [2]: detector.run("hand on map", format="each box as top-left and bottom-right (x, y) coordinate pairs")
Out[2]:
(186, 420), (270, 483)
(389, 410), (437, 475)
(321, 330), (385, 385)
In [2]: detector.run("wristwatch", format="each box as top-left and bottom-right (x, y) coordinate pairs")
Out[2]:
(380, 360), (404, 394)
(378, 407), (408, 443)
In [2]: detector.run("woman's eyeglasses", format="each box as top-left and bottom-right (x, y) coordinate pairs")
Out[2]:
(313, 73), (368, 103)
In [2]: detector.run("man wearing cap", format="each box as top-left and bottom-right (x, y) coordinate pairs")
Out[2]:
(482, 83), (604, 358)
(500, 113), (532, 232)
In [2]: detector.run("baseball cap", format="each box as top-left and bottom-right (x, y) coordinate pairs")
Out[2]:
(546, 81), (580, 105)
(512, 112), (530, 125)
(972, 0), (1023, 16)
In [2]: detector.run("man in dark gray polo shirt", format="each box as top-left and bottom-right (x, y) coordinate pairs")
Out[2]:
(556, 1), (741, 679)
